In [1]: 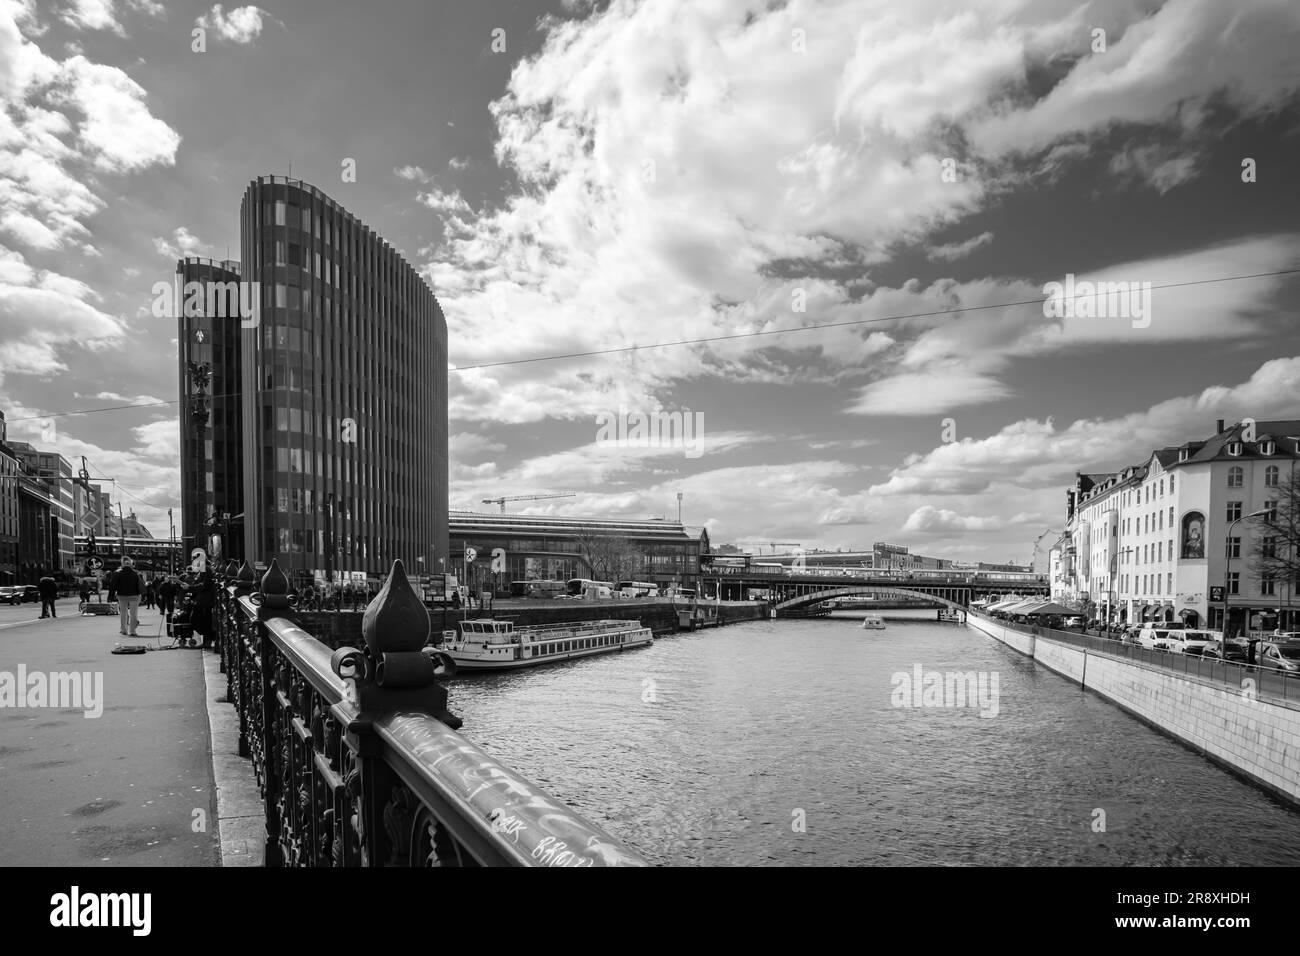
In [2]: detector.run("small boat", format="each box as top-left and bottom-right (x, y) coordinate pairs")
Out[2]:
(861, 613), (886, 630)
(937, 609), (963, 623)
(436, 618), (653, 671)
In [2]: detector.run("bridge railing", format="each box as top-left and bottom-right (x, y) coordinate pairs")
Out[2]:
(701, 565), (1048, 586)
(215, 557), (649, 867)
(974, 611), (1300, 706)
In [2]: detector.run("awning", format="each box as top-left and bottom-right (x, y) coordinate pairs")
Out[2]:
(1022, 601), (1076, 617)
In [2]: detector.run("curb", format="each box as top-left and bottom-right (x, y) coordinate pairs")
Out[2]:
(201, 649), (266, 867)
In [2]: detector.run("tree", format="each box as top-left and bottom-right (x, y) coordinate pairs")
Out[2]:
(573, 526), (645, 584)
(1250, 467), (1300, 616)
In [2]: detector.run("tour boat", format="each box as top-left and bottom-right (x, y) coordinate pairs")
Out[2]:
(436, 618), (653, 671)
(861, 613), (886, 630)
(937, 609), (963, 623)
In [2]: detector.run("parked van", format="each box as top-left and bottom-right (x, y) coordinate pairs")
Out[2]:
(1156, 629), (1220, 655)
(1136, 626), (1184, 650)
(1256, 641), (1300, 673)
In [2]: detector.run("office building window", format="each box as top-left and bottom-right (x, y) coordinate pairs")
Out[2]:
(1226, 537), (1240, 558)
(1226, 501), (1242, 522)
(1265, 466), (1279, 487)
(1227, 466), (1243, 487)
(1228, 572), (1239, 595)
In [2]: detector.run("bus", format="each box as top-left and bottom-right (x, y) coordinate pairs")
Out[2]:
(566, 578), (614, 598)
(512, 579), (567, 599)
(615, 580), (659, 598)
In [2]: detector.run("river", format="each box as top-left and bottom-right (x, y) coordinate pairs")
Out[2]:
(447, 609), (1300, 865)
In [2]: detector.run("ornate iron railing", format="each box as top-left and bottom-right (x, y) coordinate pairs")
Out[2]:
(214, 558), (648, 867)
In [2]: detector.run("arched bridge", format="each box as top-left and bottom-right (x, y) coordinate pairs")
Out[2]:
(773, 585), (972, 613)
(700, 566), (1049, 615)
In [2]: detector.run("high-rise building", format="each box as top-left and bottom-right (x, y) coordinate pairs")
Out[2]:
(176, 176), (447, 582)
(176, 256), (246, 559)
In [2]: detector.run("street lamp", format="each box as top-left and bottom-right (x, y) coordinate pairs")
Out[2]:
(1224, 508), (1270, 642)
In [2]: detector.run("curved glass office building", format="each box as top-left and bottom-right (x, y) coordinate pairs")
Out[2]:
(239, 176), (447, 581)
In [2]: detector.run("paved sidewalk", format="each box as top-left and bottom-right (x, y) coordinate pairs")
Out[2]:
(0, 609), (220, 866)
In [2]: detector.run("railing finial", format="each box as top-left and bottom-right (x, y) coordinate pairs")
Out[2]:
(250, 558), (297, 614)
(362, 559), (429, 656)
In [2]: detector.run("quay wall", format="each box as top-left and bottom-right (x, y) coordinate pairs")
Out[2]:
(967, 612), (1300, 807)
(298, 599), (766, 649)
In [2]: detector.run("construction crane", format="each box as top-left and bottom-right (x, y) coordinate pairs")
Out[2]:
(481, 492), (575, 514)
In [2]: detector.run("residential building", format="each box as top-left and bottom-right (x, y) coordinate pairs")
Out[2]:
(1062, 418), (1299, 634)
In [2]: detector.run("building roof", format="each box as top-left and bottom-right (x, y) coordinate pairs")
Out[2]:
(449, 511), (706, 542)
(1175, 419), (1300, 466)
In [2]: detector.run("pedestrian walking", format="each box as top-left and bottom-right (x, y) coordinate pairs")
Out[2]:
(107, 557), (143, 637)
(78, 579), (90, 608)
(38, 571), (58, 619)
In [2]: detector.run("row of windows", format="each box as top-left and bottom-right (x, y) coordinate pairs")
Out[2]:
(1227, 465), (1281, 487)
(532, 633), (624, 656)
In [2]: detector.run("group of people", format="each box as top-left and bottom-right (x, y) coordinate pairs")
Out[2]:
(91, 558), (218, 646)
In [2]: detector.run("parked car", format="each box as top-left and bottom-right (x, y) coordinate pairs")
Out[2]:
(6, 585), (40, 605)
(1063, 616), (1084, 628)
(0, 586), (14, 604)
(1203, 638), (1251, 664)
(1255, 641), (1300, 673)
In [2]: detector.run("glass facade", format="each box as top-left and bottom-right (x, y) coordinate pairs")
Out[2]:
(178, 257), (246, 559)
(238, 177), (448, 580)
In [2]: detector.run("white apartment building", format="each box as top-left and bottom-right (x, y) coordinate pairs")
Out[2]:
(1063, 419), (1299, 634)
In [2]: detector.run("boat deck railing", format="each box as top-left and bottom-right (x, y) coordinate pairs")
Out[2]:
(515, 619), (644, 636)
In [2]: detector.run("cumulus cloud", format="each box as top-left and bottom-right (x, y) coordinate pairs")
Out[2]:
(902, 506), (1003, 534)
(195, 4), (267, 44)
(395, 164), (428, 183)
(424, 0), (1300, 428)
(0, 6), (180, 255)
(152, 226), (206, 260)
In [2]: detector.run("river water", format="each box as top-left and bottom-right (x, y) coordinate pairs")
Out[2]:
(447, 609), (1300, 866)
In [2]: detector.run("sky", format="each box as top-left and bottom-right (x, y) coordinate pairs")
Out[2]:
(0, 0), (1298, 565)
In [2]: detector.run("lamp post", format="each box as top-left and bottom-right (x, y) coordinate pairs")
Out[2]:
(1224, 508), (1269, 642)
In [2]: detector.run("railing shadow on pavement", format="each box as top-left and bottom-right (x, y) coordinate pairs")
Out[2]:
(974, 611), (1298, 706)
(213, 557), (649, 867)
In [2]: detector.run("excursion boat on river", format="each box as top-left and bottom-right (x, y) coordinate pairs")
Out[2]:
(937, 609), (963, 623)
(861, 613), (886, 630)
(436, 618), (653, 671)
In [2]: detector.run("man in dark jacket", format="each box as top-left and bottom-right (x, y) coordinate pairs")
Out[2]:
(107, 557), (143, 636)
(38, 572), (58, 619)
(157, 574), (179, 634)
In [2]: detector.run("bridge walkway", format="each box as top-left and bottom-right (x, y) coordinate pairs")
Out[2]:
(0, 604), (221, 866)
